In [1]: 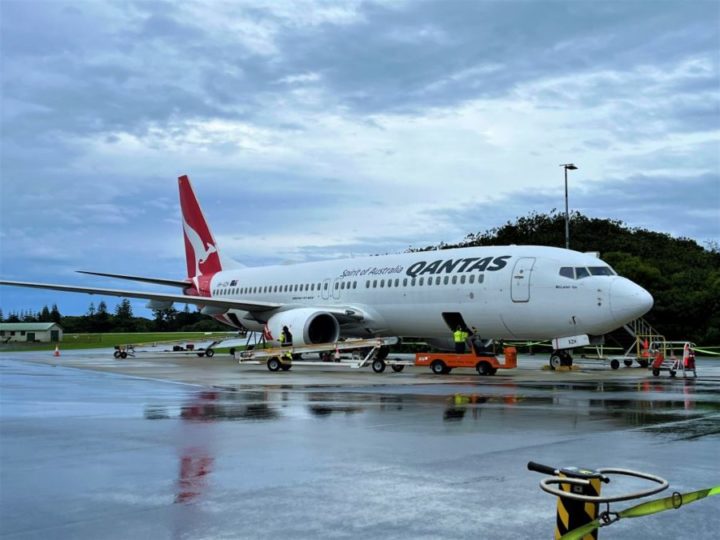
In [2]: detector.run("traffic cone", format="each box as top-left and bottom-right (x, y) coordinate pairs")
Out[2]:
(53, 346), (60, 357)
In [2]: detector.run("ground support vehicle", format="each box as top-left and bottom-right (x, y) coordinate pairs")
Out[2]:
(235, 337), (405, 373)
(113, 339), (226, 359)
(415, 346), (517, 376)
(650, 341), (697, 378)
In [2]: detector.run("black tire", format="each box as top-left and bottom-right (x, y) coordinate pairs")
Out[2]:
(652, 368), (660, 376)
(119, 351), (127, 359)
(549, 354), (562, 370)
(229, 347), (236, 356)
(623, 359), (633, 367)
(205, 349), (215, 358)
(372, 359), (386, 373)
(281, 364), (291, 371)
(489, 368), (498, 376)
(610, 359), (620, 370)
(375, 346), (390, 361)
(391, 365), (405, 373)
(431, 360), (446, 375)
(670, 370), (676, 377)
(197, 352), (205, 357)
(113, 350), (121, 359)
(267, 357), (281, 372)
(477, 361), (492, 376)
(638, 360), (649, 368)
(442, 367), (452, 374)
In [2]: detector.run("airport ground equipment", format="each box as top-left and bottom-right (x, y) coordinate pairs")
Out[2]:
(113, 339), (226, 359)
(649, 341), (697, 378)
(235, 337), (404, 372)
(528, 461), (718, 540)
(415, 346), (517, 375)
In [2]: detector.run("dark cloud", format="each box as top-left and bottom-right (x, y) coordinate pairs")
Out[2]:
(436, 172), (720, 245)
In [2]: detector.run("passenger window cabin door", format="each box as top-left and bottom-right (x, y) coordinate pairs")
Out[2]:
(321, 278), (331, 300)
(511, 257), (536, 302)
(331, 278), (342, 300)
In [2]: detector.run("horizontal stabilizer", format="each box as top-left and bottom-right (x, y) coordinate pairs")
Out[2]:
(77, 271), (190, 288)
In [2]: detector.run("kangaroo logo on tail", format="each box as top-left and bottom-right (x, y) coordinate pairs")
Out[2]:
(182, 217), (218, 278)
(178, 175), (222, 278)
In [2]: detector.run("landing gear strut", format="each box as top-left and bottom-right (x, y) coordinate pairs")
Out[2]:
(549, 350), (573, 370)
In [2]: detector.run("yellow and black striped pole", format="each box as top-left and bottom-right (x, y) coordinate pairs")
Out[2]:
(554, 467), (603, 539)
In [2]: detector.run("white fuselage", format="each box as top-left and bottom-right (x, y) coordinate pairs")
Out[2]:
(205, 245), (653, 341)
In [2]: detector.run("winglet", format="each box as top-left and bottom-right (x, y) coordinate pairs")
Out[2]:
(178, 175), (223, 278)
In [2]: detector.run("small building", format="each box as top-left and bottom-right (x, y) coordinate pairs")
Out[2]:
(0, 323), (63, 343)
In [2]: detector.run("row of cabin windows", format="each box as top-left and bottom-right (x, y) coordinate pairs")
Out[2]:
(366, 273), (484, 288)
(213, 273), (485, 296)
(215, 282), (328, 296)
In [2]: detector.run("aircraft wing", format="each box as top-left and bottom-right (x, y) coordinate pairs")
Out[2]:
(0, 280), (281, 312)
(76, 271), (190, 288)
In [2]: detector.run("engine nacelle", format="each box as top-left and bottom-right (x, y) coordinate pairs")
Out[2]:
(266, 308), (340, 346)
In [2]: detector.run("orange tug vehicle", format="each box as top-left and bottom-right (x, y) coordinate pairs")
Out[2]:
(415, 345), (517, 376)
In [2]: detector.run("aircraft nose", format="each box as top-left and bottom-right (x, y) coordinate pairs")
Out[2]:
(609, 278), (654, 324)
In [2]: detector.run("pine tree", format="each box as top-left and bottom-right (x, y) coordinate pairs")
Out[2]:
(50, 304), (61, 324)
(39, 305), (51, 322)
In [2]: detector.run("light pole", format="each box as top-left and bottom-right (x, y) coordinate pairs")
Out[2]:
(560, 163), (578, 249)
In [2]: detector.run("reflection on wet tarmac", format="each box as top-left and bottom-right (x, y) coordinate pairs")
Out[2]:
(3, 358), (720, 539)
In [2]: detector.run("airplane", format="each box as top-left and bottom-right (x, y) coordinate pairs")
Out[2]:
(0, 175), (653, 368)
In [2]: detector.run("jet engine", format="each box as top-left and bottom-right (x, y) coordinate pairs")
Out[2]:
(266, 309), (340, 346)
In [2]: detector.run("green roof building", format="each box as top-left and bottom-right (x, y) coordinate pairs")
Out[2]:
(0, 323), (63, 343)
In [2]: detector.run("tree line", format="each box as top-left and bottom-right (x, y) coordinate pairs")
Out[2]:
(0, 300), (229, 333)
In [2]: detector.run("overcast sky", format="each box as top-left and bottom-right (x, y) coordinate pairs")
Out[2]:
(1, 0), (719, 318)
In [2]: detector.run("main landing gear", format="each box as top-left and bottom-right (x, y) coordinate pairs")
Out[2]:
(549, 350), (573, 370)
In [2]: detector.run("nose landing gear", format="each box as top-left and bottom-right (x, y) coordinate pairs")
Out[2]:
(549, 350), (573, 370)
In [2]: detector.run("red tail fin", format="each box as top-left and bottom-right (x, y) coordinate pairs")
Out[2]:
(178, 175), (222, 278)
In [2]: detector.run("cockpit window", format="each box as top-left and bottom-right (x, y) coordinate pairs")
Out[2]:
(559, 267), (574, 279)
(589, 266), (615, 276)
(575, 267), (590, 279)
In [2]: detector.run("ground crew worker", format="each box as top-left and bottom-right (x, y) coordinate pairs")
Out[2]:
(453, 325), (468, 354)
(279, 325), (293, 346)
(279, 325), (293, 364)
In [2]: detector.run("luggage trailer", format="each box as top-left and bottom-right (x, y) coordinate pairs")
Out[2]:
(234, 337), (408, 373)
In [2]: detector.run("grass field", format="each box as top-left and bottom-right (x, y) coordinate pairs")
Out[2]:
(0, 332), (240, 352)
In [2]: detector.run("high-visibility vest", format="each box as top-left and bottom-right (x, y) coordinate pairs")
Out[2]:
(453, 330), (465, 343)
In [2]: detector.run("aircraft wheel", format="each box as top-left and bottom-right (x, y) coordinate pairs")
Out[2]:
(197, 352), (205, 357)
(391, 365), (405, 373)
(623, 359), (633, 367)
(669, 370), (676, 377)
(372, 359), (386, 373)
(652, 368), (660, 376)
(549, 354), (562, 370)
(267, 357), (281, 372)
(119, 351), (128, 359)
(281, 364), (292, 371)
(431, 360), (446, 375)
(610, 359), (620, 370)
(477, 361), (492, 376)
(205, 349), (215, 358)
(113, 350), (121, 359)
(375, 346), (390, 361)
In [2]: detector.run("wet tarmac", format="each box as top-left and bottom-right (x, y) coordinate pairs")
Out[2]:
(1, 351), (719, 539)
